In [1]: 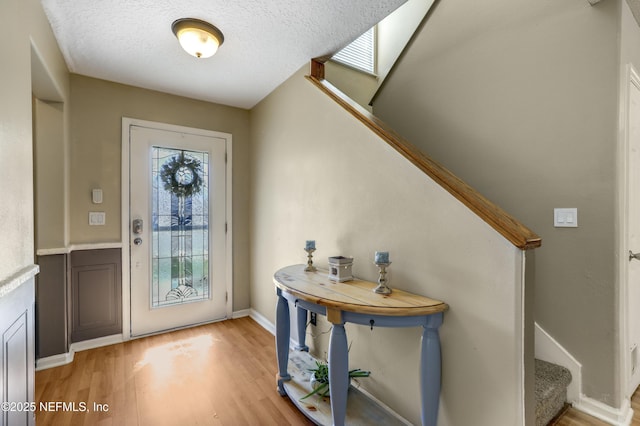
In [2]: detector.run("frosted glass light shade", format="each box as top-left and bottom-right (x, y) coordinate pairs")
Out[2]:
(172, 18), (224, 59)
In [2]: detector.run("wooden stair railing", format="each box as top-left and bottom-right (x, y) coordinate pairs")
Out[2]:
(307, 59), (541, 250)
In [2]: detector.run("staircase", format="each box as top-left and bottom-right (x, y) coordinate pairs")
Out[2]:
(535, 359), (572, 425)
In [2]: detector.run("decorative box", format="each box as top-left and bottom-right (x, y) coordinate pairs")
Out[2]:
(328, 256), (354, 282)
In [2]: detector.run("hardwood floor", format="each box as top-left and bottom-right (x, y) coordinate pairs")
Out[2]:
(35, 317), (640, 426)
(552, 387), (640, 425)
(35, 317), (313, 425)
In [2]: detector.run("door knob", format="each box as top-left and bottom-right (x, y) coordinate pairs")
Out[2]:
(134, 237), (143, 246)
(630, 250), (640, 261)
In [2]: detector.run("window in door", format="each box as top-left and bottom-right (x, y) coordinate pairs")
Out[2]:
(151, 147), (211, 308)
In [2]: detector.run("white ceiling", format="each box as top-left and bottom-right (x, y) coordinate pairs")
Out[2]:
(40, 0), (405, 109)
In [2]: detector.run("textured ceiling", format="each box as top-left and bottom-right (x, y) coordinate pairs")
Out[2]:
(40, 0), (405, 109)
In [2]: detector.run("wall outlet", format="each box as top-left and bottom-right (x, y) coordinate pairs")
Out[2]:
(310, 312), (317, 326)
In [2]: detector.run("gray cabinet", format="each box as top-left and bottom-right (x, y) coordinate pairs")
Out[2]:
(0, 275), (35, 426)
(70, 249), (122, 342)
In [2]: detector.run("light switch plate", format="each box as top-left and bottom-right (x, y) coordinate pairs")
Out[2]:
(554, 208), (578, 228)
(89, 212), (106, 226)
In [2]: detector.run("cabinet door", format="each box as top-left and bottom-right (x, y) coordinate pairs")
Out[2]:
(70, 249), (122, 343)
(0, 278), (35, 426)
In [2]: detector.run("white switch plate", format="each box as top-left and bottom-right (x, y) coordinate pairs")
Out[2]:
(554, 208), (578, 227)
(89, 212), (106, 226)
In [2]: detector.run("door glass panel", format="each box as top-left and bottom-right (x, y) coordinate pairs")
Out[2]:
(151, 147), (209, 308)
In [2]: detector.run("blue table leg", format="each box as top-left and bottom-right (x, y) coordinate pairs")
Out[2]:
(295, 305), (309, 351)
(275, 288), (291, 395)
(420, 312), (443, 426)
(329, 321), (349, 426)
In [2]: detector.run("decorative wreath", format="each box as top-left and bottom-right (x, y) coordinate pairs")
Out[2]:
(160, 151), (204, 197)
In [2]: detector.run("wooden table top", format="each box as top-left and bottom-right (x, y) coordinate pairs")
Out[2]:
(274, 264), (448, 317)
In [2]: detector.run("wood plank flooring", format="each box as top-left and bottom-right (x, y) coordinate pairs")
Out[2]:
(35, 316), (640, 425)
(35, 317), (313, 426)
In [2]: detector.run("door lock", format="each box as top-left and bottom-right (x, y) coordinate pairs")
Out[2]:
(132, 219), (143, 235)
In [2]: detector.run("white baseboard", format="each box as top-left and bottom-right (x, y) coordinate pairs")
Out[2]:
(36, 352), (74, 371)
(69, 334), (124, 352)
(249, 308), (302, 350)
(35, 334), (124, 371)
(534, 322), (582, 403)
(250, 308), (276, 336)
(573, 394), (632, 426)
(232, 309), (251, 319)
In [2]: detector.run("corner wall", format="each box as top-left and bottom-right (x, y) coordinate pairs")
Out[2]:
(0, 0), (69, 279)
(374, 0), (621, 407)
(250, 66), (528, 425)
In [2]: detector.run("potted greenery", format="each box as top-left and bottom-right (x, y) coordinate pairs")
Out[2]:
(301, 360), (370, 400)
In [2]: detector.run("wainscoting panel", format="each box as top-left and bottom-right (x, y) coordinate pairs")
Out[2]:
(70, 249), (122, 343)
(35, 254), (67, 358)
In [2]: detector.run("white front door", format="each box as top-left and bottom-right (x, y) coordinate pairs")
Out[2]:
(628, 68), (640, 394)
(127, 123), (229, 337)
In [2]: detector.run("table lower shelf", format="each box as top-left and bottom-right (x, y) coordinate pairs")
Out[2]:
(280, 350), (409, 426)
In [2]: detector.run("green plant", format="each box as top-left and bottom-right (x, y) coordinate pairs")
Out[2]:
(300, 360), (370, 400)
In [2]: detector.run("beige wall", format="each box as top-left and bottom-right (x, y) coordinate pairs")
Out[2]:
(68, 74), (251, 310)
(374, 0), (621, 407)
(376, 0), (434, 86)
(250, 66), (529, 425)
(324, 61), (378, 110)
(34, 100), (66, 250)
(0, 0), (69, 279)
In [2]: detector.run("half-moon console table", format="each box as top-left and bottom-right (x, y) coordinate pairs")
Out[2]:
(274, 264), (448, 426)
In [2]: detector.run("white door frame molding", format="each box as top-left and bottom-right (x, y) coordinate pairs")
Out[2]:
(121, 117), (233, 340)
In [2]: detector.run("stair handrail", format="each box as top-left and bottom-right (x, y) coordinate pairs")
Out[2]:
(307, 59), (541, 250)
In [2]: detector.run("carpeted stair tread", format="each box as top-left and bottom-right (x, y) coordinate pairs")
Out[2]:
(535, 359), (572, 426)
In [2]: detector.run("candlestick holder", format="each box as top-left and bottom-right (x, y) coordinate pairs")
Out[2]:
(373, 262), (392, 294)
(304, 248), (317, 272)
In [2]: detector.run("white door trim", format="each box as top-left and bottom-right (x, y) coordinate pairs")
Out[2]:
(121, 117), (233, 340)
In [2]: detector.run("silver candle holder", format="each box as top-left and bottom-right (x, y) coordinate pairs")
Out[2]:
(373, 262), (392, 294)
(304, 248), (317, 272)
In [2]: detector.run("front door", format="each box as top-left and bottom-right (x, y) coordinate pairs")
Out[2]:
(128, 123), (229, 336)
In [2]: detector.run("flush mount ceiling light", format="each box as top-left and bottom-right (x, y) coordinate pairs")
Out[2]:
(171, 18), (224, 59)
